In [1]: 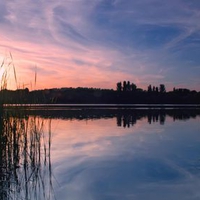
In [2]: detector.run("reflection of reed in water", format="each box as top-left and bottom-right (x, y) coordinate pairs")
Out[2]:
(0, 111), (54, 200)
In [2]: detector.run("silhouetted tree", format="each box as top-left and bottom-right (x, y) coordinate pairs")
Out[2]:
(148, 85), (152, 92)
(117, 82), (122, 92)
(159, 84), (166, 93)
(156, 87), (159, 93)
(123, 81), (127, 92)
(127, 81), (131, 91)
(131, 83), (137, 91)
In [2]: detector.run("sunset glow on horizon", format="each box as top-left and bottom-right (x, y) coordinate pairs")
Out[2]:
(1, 1), (200, 91)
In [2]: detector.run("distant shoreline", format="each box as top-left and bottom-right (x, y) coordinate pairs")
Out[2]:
(3, 103), (200, 109)
(1, 87), (200, 105)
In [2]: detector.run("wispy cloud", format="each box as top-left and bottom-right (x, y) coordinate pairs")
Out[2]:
(0, 0), (200, 90)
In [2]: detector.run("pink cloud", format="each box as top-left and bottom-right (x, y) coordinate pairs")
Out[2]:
(1, 33), (140, 90)
(1, 0), (199, 91)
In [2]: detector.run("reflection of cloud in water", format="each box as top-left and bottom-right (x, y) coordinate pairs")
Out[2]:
(55, 157), (200, 200)
(50, 116), (200, 200)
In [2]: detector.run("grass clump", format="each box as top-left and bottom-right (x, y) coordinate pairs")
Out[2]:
(0, 54), (55, 199)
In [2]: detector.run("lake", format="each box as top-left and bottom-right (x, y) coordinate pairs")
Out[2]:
(1, 107), (200, 200)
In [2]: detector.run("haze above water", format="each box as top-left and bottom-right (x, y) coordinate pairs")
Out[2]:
(1, 108), (200, 200)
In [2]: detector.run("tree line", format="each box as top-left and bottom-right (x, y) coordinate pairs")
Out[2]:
(0, 81), (199, 104)
(117, 81), (166, 93)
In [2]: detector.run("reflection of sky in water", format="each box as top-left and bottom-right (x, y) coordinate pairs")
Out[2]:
(49, 117), (200, 200)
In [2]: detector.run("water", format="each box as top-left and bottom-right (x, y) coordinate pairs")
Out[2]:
(1, 108), (200, 200)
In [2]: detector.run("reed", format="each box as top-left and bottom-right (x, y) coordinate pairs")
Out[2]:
(0, 54), (55, 199)
(0, 54), (15, 105)
(0, 110), (54, 200)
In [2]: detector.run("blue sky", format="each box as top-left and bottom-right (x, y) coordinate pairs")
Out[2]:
(0, 0), (200, 90)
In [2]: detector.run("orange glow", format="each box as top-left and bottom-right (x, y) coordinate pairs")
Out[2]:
(0, 34), (139, 90)
(1, 1), (200, 92)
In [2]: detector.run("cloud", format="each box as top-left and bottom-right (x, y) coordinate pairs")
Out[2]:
(50, 116), (200, 200)
(0, 0), (200, 90)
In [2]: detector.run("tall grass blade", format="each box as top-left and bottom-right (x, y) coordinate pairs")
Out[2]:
(34, 65), (37, 88)
(0, 110), (55, 200)
(0, 58), (5, 68)
(9, 52), (18, 89)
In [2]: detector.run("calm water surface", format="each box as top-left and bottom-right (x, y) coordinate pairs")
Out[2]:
(1, 108), (200, 200)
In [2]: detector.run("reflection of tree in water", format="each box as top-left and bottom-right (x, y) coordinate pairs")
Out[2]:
(117, 114), (137, 128)
(0, 111), (54, 200)
(11, 108), (199, 129)
(116, 109), (200, 128)
(117, 112), (166, 128)
(14, 108), (200, 124)
(147, 112), (166, 125)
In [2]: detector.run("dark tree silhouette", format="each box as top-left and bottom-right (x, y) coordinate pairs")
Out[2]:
(148, 85), (152, 92)
(119, 81), (137, 92)
(156, 87), (159, 93)
(127, 81), (131, 91)
(123, 81), (127, 92)
(159, 84), (166, 93)
(0, 81), (199, 104)
(117, 82), (122, 92)
(131, 83), (137, 91)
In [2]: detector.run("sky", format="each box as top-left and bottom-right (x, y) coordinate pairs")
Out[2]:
(0, 0), (200, 91)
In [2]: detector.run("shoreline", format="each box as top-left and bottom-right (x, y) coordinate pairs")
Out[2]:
(3, 103), (200, 109)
